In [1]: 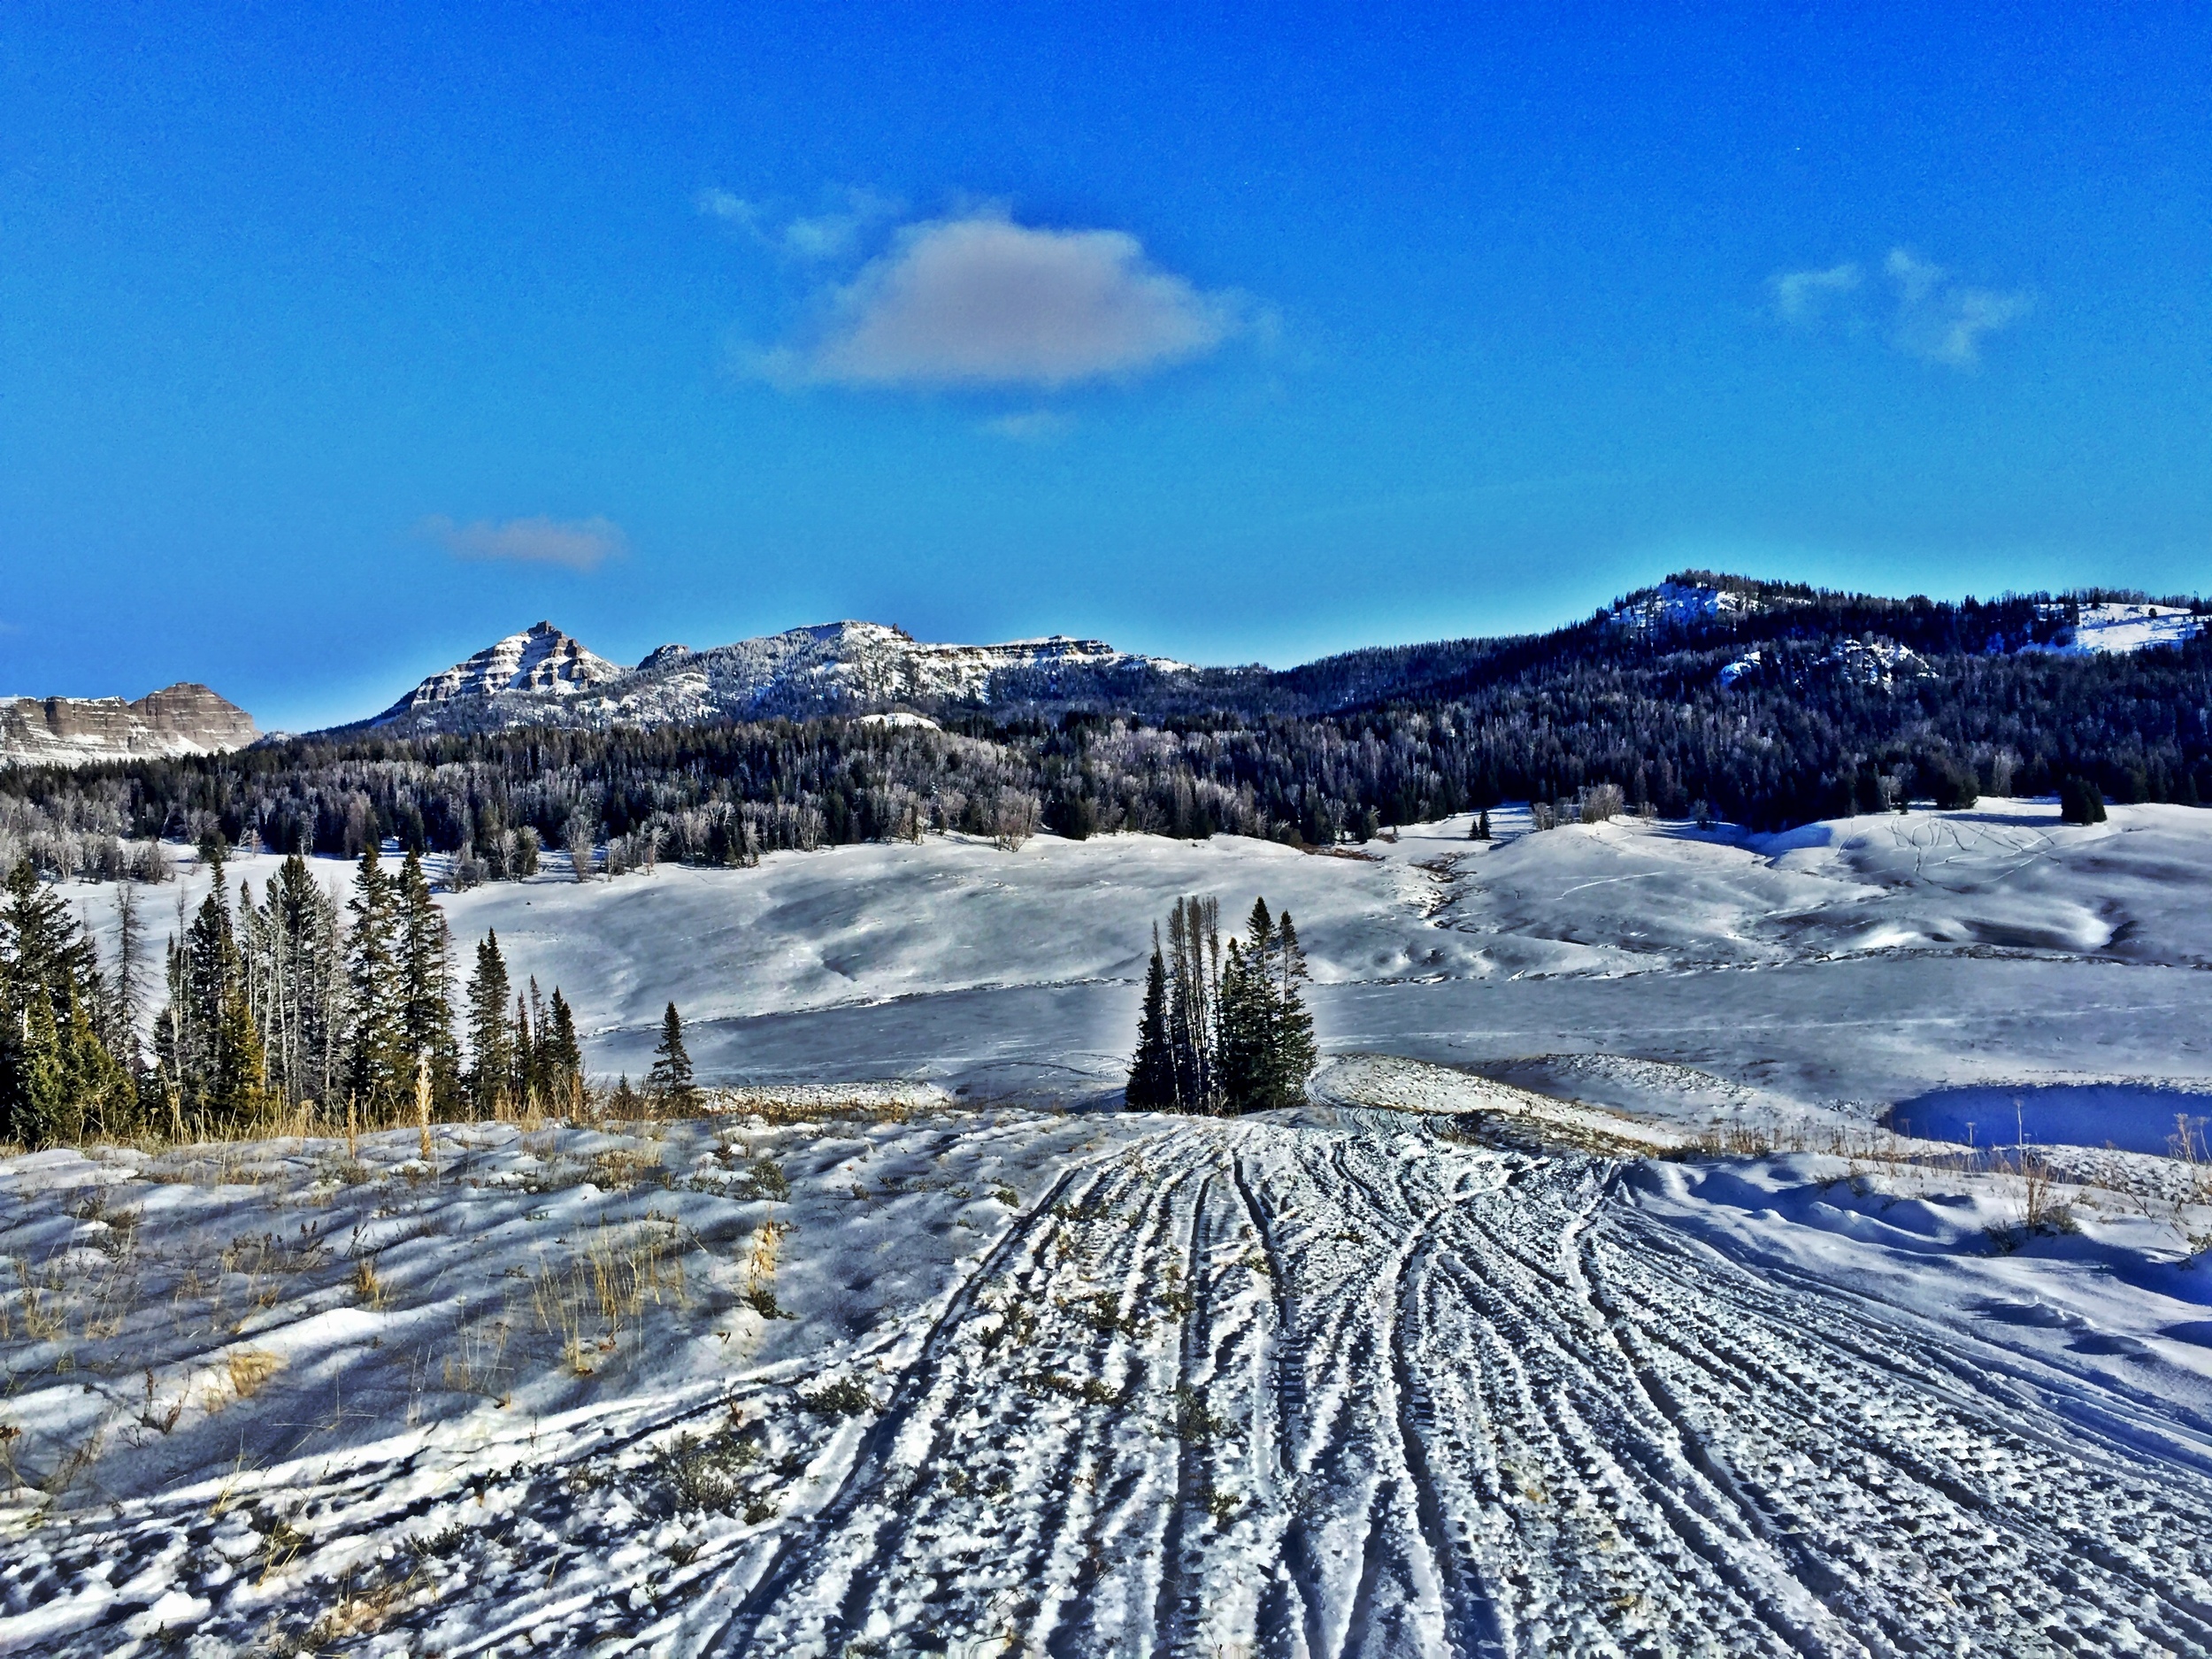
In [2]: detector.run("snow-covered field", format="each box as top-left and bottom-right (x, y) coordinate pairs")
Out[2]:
(19, 801), (2212, 1655)
(73, 799), (2212, 1125)
(3, 1078), (2209, 1655)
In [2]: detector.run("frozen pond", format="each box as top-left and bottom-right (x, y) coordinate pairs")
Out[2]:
(1884, 1083), (2212, 1156)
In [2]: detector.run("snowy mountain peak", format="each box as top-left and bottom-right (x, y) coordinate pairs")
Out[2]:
(357, 618), (1192, 734)
(380, 622), (625, 718)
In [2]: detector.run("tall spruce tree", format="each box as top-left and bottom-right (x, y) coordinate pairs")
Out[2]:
(248, 855), (348, 1113)
(648, 1002), (694, 1105)
(511, 989), (536, 1109)
(465, 930), (516, 1115)
(344, 845), (409, 1118)
(1, 858), (126, 1146)
(396, 851), (459, 1113)
(1267, 911), (1318, 1109)
(1125, 933), (1174, 1108)
(543, 988), (584, 1110)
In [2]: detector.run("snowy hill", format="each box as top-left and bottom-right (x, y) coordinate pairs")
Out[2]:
(365, 618), (1201, 733)
(0, 682), (256, 766)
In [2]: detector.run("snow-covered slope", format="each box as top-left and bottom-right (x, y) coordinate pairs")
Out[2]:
(71, 799), (2212, 1126)
(2036, 601), (2204, 656)
(0, 683), (256, 766)
(367, 619), (1194, 733)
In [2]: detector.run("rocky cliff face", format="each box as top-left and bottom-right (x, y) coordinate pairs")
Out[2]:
(0, 684), (257, 765)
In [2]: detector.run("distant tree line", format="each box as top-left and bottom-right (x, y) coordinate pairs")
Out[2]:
(3, 580), (2208, 889)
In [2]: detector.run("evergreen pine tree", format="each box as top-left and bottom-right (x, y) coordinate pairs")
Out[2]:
(62, 987), (132, 1141)
(205, 977), (270, 1129)
(1267, 911), (1318, 1109)
(1213, 937), (1267, 1112)
(2059, 774), (2108, 825)
(344, 846), (409, 1118)
(465, 930), (515, 1115)
(1, 859), (128, 1146)
(544, 988), (584, 1111)
(648, 1002), (694, 1105)
(1125, 933), (1174, 1108)
(396, 850), (459, 1113)
(511, 990), (536, 1109)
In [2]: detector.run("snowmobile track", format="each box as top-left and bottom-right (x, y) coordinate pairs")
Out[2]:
(703, 1116), (2212, 1657)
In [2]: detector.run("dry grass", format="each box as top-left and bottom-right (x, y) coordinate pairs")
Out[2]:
(442, 1311), (513, 1401)
(306, 1567), (427, 1645)
(352, 1256), (388, 1310)
(530, 1219), (692, 1375)
(227, 1348), (283, 1399)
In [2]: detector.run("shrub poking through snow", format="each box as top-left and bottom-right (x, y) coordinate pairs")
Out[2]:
(800, 1377), (876, 1417)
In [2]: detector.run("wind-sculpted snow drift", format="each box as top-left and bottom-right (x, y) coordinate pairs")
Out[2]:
(3, 1101), (2209, 1655)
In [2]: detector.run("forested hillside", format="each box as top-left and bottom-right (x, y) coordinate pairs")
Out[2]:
(3, 575), (2207, 884)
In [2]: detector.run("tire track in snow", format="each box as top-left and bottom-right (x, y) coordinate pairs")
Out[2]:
(693, 1115), (2212, 1658)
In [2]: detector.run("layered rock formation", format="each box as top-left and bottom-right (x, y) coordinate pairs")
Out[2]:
(0, 684), (257, 764)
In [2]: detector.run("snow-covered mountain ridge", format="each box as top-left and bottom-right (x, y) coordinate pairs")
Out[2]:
(368, 618), (1202, 733)
(344, 573), (2209, 740)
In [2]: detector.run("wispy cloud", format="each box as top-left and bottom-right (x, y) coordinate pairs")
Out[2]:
(761, 212), (1241, 390)
(1769, 261), (1862, 323)
(1883, 248), (2032, 367)
(979, 410), (1076, 443)
(419, 514), (626, 572)
(697, 186), (901, 261)
(1766, 248), (2030, 369)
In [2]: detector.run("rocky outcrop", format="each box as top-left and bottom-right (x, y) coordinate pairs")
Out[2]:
(0, 683), (257, 765)
(358, 619), (1207, 735)
(378, 621), (625, 718)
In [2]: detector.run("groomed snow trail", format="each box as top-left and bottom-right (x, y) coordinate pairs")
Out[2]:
(705, 1118), (2212, 1658)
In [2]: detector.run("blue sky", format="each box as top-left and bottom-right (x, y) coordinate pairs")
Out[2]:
(3, 4), (2208, 731)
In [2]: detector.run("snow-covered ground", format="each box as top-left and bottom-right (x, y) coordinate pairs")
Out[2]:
(73, 799), (2212, 1130)
(19, 805), (2212, 1653)
(2034, 602), (2203, 656)
(4, 1077), (2209, 1655)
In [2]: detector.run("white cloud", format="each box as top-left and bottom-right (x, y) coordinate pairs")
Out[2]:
(696, 187), (756, 227)
(419, 514), (626, 572)
(697, 186), (899, 261)
(1767, 248), (2030, 369)
(1884, 248), (2032, 367)
(979, 410), (1076, 443)
(786, 214), (1240, 389)
(1769, 261), (1862, 323)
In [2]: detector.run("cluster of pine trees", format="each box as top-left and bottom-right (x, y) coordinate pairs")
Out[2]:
(0, 859), (138, 1146)
(1127, 896), (1317, 1114)
(0, 845), (589, 1148)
